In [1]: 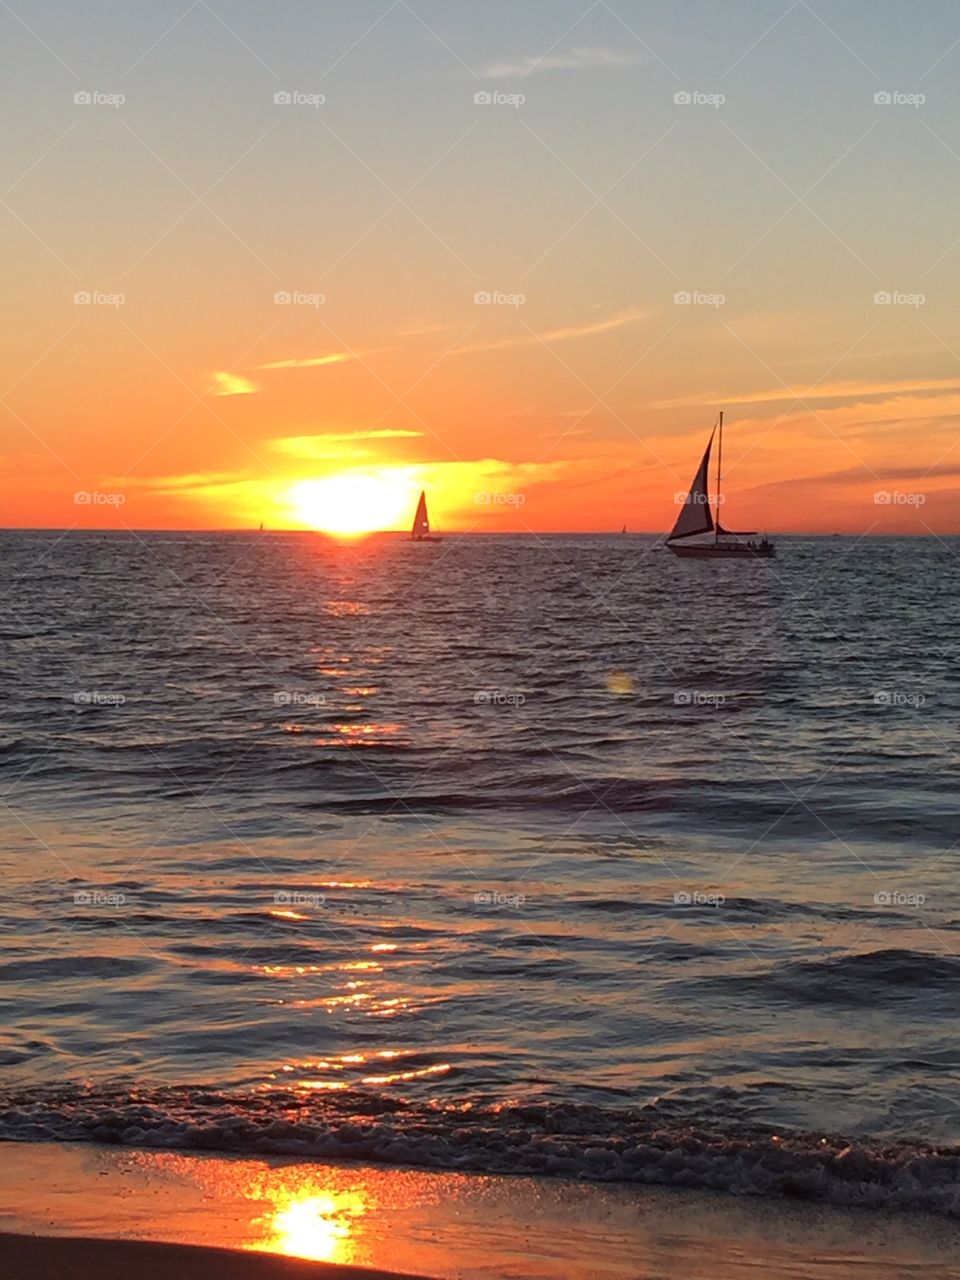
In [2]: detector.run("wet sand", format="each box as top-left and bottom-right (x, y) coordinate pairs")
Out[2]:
(2, 1142), (960, 1279)
(0, 1233), (420, 1280)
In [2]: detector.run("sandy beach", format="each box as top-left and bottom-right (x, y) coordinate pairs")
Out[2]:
(0, 1234), (420, 1280)
(2, 1142), (960, 1280)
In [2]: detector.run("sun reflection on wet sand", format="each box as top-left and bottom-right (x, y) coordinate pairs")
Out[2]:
(84, 1153), (375, 1266)
(250, 1185), (366, 1263)
(1, 1143), (955, 1280)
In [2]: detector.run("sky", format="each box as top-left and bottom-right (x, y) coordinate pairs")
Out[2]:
(4, 0), (960, 533)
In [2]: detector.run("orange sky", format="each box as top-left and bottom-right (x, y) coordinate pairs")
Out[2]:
(3, 1), (960, 535)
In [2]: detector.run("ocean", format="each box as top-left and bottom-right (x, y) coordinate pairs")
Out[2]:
(1, 530), (959, 1217)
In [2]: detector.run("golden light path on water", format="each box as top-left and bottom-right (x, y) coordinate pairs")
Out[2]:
(270, 1049), (452, 1091)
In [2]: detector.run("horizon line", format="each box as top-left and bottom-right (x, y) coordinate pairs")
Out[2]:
(0, 528), (953, 538)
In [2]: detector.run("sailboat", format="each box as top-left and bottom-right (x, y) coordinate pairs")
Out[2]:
(667, 412), (774, 559)
(410, 490), (441, 543)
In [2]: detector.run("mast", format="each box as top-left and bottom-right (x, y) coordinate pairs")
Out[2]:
(715, 411), (723, 543)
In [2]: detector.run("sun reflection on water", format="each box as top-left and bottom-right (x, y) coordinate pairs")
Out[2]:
(268, 1048), (452, 1092)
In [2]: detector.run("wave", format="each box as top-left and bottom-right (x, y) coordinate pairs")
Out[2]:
(2, 1083), (960, 1219)
(712, 948), (960, 1008)
(794, 948), (960, 989)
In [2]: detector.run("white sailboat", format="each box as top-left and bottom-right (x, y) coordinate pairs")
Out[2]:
(410, 490), (441, 543)
(667, 412), (774, 559)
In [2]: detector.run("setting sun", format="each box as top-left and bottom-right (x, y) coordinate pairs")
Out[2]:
(285, 473), (415, 536)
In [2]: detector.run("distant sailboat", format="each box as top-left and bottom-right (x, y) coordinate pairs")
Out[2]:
(667, 412), (774, 559)
(410, 490), (441, 543)
(621, 524), (627, 534)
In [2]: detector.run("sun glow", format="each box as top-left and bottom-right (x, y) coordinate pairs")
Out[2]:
(285, 472), (414, 536)
(264, 1192), (362, 1261)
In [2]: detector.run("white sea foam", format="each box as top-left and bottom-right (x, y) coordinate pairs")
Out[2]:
(3, 1086), (960, 1219)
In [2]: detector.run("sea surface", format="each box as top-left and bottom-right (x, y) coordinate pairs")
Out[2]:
(1, 531), (960, 1216)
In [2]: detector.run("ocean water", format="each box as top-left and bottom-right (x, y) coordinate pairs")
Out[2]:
(2, 530), (960, 1215)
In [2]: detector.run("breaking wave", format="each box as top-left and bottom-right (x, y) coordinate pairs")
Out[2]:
(3, 1083), (960, 1219)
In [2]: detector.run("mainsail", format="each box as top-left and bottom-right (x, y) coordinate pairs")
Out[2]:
(411, 491), (430, 539)
(668, 430), (716, 541)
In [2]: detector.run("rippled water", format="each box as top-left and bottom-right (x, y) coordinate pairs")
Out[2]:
(1, 531), (959, 1213)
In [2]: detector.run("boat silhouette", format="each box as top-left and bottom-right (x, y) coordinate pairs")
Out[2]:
(667, 413), (774, 559)
(410, 490), (442, 543)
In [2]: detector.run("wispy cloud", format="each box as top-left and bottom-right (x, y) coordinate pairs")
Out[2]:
(483, 46), (644, 78)
(102, 470), (251, 494)
(211, 371), (261, 396)
(397, 322), (451, 338)
(256, 352), (363, 371)
(788, 462), (960, 487)
(456, 306), (649, 356)
(736, 463), (960, 511)
(650, 375), (960, 410)
(539, 425), (594, 438)
(272, 430), (423, 460)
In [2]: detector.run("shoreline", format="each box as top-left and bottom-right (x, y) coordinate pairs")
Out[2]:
(3, 1141), (960, 1279)
(0, 1234), (422, 1280)
(7, 1076), (960, 1220)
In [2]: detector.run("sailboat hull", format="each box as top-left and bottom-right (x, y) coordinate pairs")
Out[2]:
(410, 535), (442, 543)
(668, 542), (774, 559)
